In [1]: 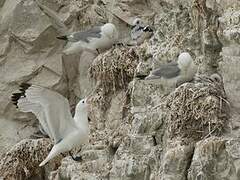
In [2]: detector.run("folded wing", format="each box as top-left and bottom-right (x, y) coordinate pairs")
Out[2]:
(151, 62), (181, 79)
(57, 26), (102, 43)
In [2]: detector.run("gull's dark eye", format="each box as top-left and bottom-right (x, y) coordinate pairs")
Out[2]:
(82, 100), (85, 104)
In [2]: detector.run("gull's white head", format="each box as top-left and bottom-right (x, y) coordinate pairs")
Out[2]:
(76, 98), (88, 112)
(177, 52), (193, 70)
(132, 18), (143, 26)
(102, 23), (118, 41)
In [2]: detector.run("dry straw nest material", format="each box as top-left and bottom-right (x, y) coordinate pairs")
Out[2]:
(165, 76), (230, 142)
(0, 138), (57, 179)
(88, 46), (139, 110)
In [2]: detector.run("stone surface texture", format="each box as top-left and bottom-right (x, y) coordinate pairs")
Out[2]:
(0, 0), (240, 180)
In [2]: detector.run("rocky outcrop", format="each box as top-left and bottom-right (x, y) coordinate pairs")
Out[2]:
(188, 137), (240, 180)
(0, 0), (99, 156)
(218, 6), (240, 139)
(0, 0), (240, 179)
(0, 138), (57, 180)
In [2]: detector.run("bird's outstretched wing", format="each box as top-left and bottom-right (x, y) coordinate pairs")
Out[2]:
(11, 83), (75, 144)
(151, 62), (181, 79)
(57, 26), (102, 43)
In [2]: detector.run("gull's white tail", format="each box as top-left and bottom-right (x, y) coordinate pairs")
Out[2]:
(39, 143), (63, 166)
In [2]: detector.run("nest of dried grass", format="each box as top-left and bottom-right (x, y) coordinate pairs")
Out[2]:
(88, 46), (139, 110)
(165, 76), (230, 142)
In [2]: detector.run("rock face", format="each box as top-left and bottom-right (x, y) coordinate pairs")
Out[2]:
(0, 0), (240, 180)
(0, 138), (58, 180)
(188, 137), (240, 180)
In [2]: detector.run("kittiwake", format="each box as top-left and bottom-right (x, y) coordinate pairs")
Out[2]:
(130, 18), (145, 41)
(145, 52), (197, 87)
(11, 83), (90, 166)
(57, 23), (119, 55)
(130, 18), (154, 45)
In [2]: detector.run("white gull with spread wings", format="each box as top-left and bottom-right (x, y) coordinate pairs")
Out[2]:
(11, 83), (90, 166)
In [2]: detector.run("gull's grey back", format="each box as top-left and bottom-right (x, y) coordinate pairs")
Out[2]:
(68, 26), (102, 43)
(151, 62), (181, 79)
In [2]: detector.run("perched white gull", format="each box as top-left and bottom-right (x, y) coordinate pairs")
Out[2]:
(145, 52), (197, 87)
(130, 18), (154, 45)
(57, 23), (119, 55)
(130, 18), (145, 41)
(11, 83), (90, 166)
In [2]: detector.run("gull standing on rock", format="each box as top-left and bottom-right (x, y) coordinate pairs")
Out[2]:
(57, 23), (119, 55)
(11, 83), (90, 166)
(145, 52), (197, 87)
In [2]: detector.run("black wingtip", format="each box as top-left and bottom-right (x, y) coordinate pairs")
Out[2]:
(143, 25), (154, 33)
(11, 93), (22, 107)
(20, 83), (31, 89)
(56, 36), (68, 40)
(11, 93), (23, 100)
(135, 74), (148, 80)
(11, 83), (31, 108)
(131, 25), (136, 30)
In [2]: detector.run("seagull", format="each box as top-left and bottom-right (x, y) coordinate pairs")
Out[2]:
(57, 23), (119, 55)
(130, 18), (145, 41)
(129, 18), (154, 45)
(11, 83), (90, 166)
(135, 25), (154, 45)
(145, 52), (197, 87)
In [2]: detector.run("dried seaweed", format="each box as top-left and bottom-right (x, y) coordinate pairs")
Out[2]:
(88, 46), (139, 111)
(165, 76), (230, 142)
(0, 139), (58, 179)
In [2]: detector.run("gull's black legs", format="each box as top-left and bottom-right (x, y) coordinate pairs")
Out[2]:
(61, 153), (65, 157)
(69, 151), (82, 161)
(88, 117), (91, 122)
(113, 42), (124, 47)
(96, 49), (100, 54)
